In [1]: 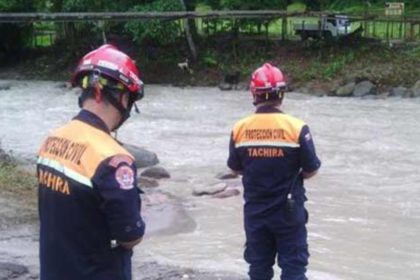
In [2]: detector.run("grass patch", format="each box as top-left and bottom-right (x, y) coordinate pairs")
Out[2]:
(0, 148), (36, 204)
(0, 165), (36, 198)
(0, 147), (37, 229)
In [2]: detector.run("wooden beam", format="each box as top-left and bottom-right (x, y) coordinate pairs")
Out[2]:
(0, 11), (290, 23)
(1, 11), (419, 24)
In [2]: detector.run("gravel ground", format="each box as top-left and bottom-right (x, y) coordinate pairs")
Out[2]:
(0, 261), (246, 280)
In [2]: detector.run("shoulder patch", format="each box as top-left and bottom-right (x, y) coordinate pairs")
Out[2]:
(109, 154), (133, 167)
(115, 165), (135, 190)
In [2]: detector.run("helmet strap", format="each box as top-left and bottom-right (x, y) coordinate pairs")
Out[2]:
(90, 72), (102, 104)
(77, 73), (138, 130)
(101, 89), (133, 131)
(279, 91), (284, 104)
(94, 83), (102, 103)
(133, 102), (140, 113)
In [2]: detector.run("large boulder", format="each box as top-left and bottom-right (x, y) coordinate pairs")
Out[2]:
(215, 171), (238, 180)
(335, 82), (355, 97)
(341, 74), (357, 85)
(211, 186), (241, 199)
(140, 166), (170, 179)
(192, 181), (242, 199)
(376, 91), (390, 99)
(411, 80), (420, 98)
(192, 183), (227, 196)
(218, 82), (233, 91)
(123, 143), (159, 168)
(353, 81), (377, 97)
(390, 86), (408, 97)
(138, 176), (159, 188)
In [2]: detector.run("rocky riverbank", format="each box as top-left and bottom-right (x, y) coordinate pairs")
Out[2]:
(1, 39), (420, 96)
(299, 77), (420, 98)
(0, 259), (246, 280)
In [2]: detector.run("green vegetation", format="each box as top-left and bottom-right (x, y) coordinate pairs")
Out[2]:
(0, 164), (36, 198)
(0, 147), (36, 202)
(0, 146), (37, 228)
(125, 0), (183, 45)
(1, 0), (420, 89)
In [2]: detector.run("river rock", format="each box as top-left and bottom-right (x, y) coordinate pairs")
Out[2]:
(138, 176), (159, 188)
(215, 171), (238, 180)
(390, 86), (408, 97)
(376, 91), (390, 99)
(137, 261), (246, 280)
(55, 82), (71, 89)
(411, 80), (420, 97)
(140, 166), (170, 179)
(218, 82), (233, 91)
(0, 81), (12, 91)
(341, 74), (357, 85)
(143, 191), (170, 206)
(312, 89), (327, 97)
(192, 183), (227, 196)
(335, 82), (355, 97)
(353, 80), (377, 97)
(211, 186), (241, 199)
(0, 262), (28, 279)
(296, 86), (309, 94)
(123, 143), (159, 168)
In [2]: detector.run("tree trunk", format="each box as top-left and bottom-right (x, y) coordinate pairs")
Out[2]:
(179, 0), (197, 61)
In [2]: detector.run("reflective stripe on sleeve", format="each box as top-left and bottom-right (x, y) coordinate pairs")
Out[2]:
(235, 141), (300, 148)
(37, 156), (93, 188)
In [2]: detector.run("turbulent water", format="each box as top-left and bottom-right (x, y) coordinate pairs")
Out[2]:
(0, 80), (420, 280)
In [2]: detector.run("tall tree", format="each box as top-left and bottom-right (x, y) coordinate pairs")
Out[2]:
(0, 0), (35, 62)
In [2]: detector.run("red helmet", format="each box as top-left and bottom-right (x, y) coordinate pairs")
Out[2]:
(71, 44), (143, 99)
(250, 63), (286, 97)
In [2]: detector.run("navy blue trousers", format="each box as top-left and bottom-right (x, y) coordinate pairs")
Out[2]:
(244, 204), (309, 280)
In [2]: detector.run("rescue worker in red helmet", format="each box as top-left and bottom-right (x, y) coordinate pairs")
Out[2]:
(37, 44), (145, 280)
(227, 63), (321, 280)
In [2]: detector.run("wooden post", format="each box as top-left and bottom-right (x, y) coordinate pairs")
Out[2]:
(365, 20), (369, 37)
(289, 19), (292, 37)
(418, 23), (420, 39)
(372, 21), (376, 38)
(410, 22), (414, 40)
(391, 21), (394, 38)
(281, 15), (287, 40)
(265, 21), (269, 44)
(399, 18), (403, 40)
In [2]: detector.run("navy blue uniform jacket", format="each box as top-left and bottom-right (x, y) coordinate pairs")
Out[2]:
(37, 110), (145, 280)
(228, 106), (321, 216)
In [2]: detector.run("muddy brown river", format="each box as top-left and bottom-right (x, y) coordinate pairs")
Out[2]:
(0, 81), (419, 280)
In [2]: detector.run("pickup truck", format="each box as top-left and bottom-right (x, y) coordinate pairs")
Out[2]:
(294, 14), (352, 40)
